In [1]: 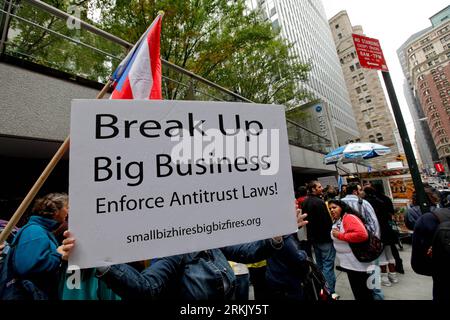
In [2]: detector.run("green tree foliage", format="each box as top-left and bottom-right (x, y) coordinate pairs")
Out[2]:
(5, 0), (124, 82)
(93, 0), (311, 107)
(6, 0), (311, 108)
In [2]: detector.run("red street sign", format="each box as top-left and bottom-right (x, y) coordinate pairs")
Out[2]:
(435, 163), (445, 173)
(352, 34), (389, 72)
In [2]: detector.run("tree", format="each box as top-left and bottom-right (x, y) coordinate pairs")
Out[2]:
(7, 0), (311, 108)
(93, 0), (311, 107)
(6, 0), (123, 82)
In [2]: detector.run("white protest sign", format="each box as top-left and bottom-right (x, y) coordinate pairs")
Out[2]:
(69, 100), (296, 269)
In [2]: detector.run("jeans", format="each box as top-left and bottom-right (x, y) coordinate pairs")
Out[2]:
(313, 242), (336, 293)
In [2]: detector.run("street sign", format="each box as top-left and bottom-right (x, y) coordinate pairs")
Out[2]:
(352, 34), (389, 72)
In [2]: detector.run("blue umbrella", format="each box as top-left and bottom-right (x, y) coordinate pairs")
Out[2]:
(324, 142), (391, 165)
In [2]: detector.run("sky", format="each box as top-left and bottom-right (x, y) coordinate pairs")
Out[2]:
(321, 0), (449, 150)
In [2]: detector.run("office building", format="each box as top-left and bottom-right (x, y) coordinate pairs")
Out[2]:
(398, 5), (450, 171)
(328, 11), (402, 170)
(247, 0), (360, 146)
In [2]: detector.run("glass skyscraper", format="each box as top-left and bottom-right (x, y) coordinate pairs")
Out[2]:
(247, 0), (359, 145)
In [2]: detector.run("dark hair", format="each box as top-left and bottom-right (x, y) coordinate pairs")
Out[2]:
(31, 193), (68, 217)
(363, 185), (376, 197)
(411, 186), (440, 206)
(346, 182), (360, 195)
(307, 180), (320, 193)
(327, 199), (355, 215)
(297, 186), (307, 197)
(325, 186), (338, 200)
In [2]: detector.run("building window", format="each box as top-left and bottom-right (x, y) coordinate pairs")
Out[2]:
(359, 73), (364, 80)
(366, 96), (372, 104)
(356, 87), (362, 94)
(338, 33), (342, 39)
(423, 44), (434, 52)
(438, 26), (449, 35)
(362, 84), (368, 91)
(441, 34), (450, 44)
(376, 133), (384, 142)
(352, 75), (358, 82)
(366, 122), (372, 129)
(350, 65), (355, 72)
(356, 62), (361, 69)
(335, 24), (339, 29)
(369, 135), (376, 143)
(426, 52), (437, 59)
(372, 120), (378, 127)
(420, 37), (430, 45)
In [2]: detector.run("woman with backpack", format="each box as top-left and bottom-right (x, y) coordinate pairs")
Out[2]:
(328, 199), (374, 301)
(8, 193), (69, 299)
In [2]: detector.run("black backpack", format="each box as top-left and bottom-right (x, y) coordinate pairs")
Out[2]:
(431, 208), (450, 270)
(347, 199), (384, 263)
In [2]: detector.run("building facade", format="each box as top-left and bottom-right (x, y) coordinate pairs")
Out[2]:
(247, 0), (360, 146)
(398, 5), (450, 171)
(398, 34), (439, 173)
(328, 11), (402, 170)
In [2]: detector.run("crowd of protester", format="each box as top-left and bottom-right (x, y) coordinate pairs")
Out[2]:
(0, 180), (449, 301)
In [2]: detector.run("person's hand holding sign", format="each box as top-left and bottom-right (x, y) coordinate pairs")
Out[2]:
(272, 207), (308, 243)
(57, 230), (75, 261)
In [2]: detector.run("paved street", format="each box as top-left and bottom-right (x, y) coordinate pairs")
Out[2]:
(335, 243), (433, 300)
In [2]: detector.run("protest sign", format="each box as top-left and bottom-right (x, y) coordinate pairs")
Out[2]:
(69, 100), (296, 269)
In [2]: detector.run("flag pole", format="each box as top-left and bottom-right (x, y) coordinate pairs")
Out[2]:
(0, 80), (113, 244)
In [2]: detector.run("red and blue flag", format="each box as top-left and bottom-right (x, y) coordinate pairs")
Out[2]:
(110, 12), (163, 100)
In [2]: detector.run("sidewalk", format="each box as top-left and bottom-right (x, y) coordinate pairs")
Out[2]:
(335, 243), (433, 300)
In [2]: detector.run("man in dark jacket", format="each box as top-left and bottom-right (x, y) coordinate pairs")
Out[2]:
(301, 180), (337, 297)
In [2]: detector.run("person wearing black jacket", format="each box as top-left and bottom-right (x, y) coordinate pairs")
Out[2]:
(367, 183), (405, 274)
(363, 186), (401, 286)
(302, 180), (337, 298)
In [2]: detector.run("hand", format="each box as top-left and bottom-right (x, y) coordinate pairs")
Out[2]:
(296, 208), (308, 229)
(57, 230), (75, 261)
(426, 246), (432, 258)
(0, 242), (5, 255)
(331, 228), (340, 238)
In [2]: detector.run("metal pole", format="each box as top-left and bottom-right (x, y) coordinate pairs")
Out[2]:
(0, 0), (14, 54)
(382, 71), (429, 213)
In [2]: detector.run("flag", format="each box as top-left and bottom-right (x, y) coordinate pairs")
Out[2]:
(111, 12), (163, 100)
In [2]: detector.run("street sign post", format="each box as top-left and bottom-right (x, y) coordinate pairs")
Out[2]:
(352, 33), (429, 213)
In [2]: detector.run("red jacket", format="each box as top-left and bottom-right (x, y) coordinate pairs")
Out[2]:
(336, 214), (368, 243)
(296, 196), (308, 209)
